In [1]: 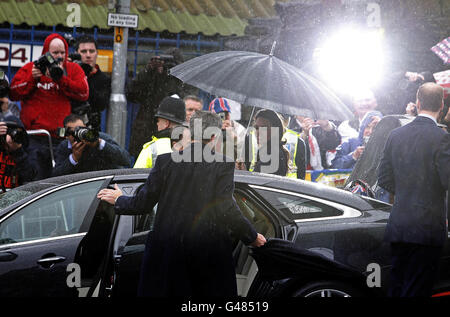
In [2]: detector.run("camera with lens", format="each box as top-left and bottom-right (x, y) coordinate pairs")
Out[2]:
(72, 126), (99, 143)
(57, 126), (99, 143)
(150, 54), (177, 74)
(159, 54), (177, 69)
(0, 70), (9, 98)
(34, 52), (64, 81)
(68, 53), (92, 76)
(218, 112), (227, 123)
(1, 121), (28, 147)
(71, 100), (91, 117)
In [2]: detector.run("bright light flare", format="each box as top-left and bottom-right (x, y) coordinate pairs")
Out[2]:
(315, 28), (385, 95)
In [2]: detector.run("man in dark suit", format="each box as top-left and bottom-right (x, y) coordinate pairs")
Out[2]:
(97, 110), (266, 297)
(378, 82), (450, 297)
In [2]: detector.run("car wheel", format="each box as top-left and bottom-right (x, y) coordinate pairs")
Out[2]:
(292, 281), (364, 297)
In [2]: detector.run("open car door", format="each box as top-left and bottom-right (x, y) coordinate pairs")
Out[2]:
(0, 176), (114, 297)
(107, 184), (287, 297)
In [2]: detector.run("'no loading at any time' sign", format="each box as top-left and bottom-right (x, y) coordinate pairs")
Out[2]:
(107, 13), (139, 28)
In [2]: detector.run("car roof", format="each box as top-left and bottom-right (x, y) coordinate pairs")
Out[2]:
(233, 170), (381, 211)
(0, 168), (383, 215)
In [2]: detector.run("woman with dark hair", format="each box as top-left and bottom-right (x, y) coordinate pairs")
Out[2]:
(238, 109), (289, 176)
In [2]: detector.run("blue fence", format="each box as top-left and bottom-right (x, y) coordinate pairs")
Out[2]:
(0, 24), (223, 151)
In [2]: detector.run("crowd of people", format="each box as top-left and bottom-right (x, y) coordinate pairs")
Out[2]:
(0, 32), (449, 194)
(0, 32), (449, 298)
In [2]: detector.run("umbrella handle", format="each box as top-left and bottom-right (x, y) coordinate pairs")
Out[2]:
(238, 106), (257, 162)
(269, 41), (277, 57)
(245, 106), (256, 134)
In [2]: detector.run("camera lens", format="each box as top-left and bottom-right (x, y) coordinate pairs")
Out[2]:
(49, 65), (63, 81)
(8, 128), (27, 145)
(74, 127), (99, 143)
(83, 129), (99, 142)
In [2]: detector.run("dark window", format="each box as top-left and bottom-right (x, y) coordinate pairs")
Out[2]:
(256, 189), (344, 220)
(132, 189), (278, 237)
(133, 205), (157, 234)
(234, 191), (275, 238)
(0, 180), (105, 245)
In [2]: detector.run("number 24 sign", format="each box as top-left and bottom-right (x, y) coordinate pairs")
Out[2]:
(0, 44), (43, 68)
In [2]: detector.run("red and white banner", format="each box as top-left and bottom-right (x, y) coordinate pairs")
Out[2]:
(431, 37), (450, 65)
(433, 70), (450, 98)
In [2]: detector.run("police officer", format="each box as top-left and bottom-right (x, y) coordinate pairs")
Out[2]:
(133, 96), (188, 168)
(283, 126), (307, 179)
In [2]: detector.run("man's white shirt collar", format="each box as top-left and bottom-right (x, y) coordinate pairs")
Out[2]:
(418, 113), (437, 125)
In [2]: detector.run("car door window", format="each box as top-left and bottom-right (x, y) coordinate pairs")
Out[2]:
(133, 203), (158, 234)
(255, 188), (344, 221)
(234, 192), (276, 238)
(0, 180), (105, 246)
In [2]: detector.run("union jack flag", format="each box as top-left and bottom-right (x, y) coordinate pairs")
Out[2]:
(433, 70), (450, 98)
(431, 37), (450, 64)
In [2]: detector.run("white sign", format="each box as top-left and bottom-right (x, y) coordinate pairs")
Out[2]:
(0, 44), (43, 67)
(107, 13), (138, 28)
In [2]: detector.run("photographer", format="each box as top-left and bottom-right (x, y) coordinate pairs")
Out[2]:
(126, 48), (195, 158)
(0, 116), (37, 190)
(9, 33), (89, 180)
(0, 69), (20, 120)
(52, 114), (131, 177)
(70, 35), (111, 130)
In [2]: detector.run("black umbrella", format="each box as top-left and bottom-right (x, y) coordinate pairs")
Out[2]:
(346, 115), (406, 187)
(170, 49), (353, 121)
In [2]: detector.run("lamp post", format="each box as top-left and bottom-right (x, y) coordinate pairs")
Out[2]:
(107, 0), (130, 147)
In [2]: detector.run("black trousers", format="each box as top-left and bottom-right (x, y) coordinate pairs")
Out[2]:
(27, 135), (62, 180)
(388, 242), (442, 297)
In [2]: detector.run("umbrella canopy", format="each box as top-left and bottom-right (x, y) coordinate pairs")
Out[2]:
(346, 115), (406, 187)
(170, 50), (353, 121)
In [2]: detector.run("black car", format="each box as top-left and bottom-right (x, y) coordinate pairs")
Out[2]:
(0, 168), (449, 297)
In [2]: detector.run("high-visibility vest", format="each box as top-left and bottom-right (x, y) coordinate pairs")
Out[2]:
(133, 136), (172, 168)
(248, 130), (258, 172)
(283, 128), (301, 178)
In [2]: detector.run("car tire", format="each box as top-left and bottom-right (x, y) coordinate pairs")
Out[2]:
(292, 280), (365, 297)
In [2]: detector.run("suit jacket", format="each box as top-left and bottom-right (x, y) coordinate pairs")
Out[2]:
(115, 143), (257, 297)
(378, 116), (449, 246)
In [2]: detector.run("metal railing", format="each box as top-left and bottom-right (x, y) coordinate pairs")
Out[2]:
(26, 129), (55, 168)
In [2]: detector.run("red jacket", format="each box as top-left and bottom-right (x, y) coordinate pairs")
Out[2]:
(9, 33), (89, 137)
